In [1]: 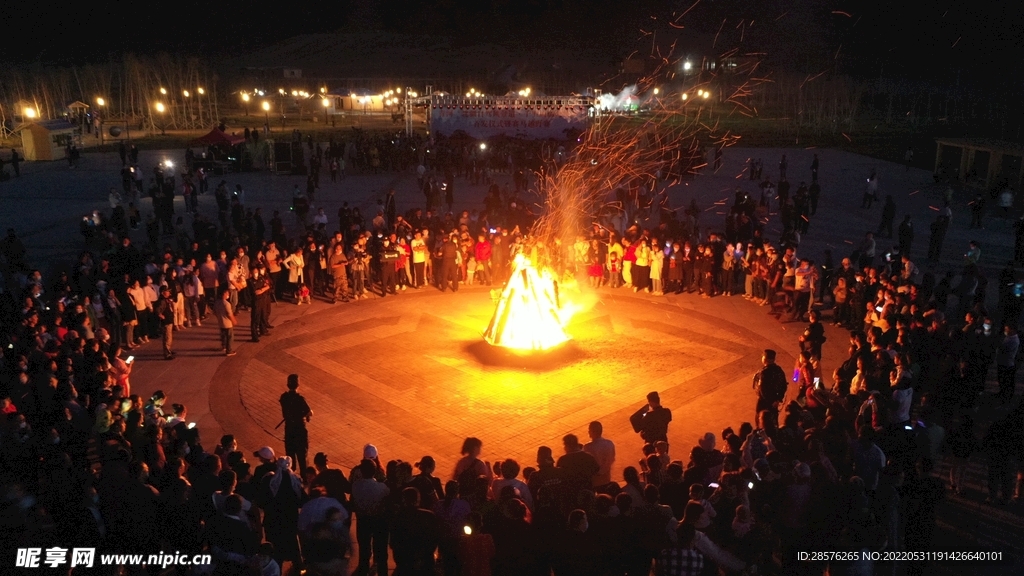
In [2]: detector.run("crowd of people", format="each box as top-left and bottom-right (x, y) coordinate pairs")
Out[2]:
(0, 133), (1021, 576)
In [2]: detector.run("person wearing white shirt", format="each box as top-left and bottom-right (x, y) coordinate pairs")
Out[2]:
(313, 208), (329, 229)
(491, 459), (534, 511)
(583, 421), (616, 487)
(298, 487), (348, 533)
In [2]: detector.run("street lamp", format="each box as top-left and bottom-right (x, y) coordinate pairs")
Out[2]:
(160, 87), (167, 95)
(241, 92), (250, 116)
(154, 102), (166, 135)
(24, 107), (37, 119)
(197, 87), (205, 95)
(96, 97), (106, 143)
(183, 90), (190, 98)
(322, 98), (330, 123)
(262, 101), (270, 128)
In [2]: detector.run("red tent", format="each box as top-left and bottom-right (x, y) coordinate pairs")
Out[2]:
(191, 128), (245, 147)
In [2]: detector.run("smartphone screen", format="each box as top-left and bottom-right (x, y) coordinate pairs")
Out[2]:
(126, 356), (135, 364)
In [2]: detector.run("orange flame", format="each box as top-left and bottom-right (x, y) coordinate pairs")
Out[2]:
(484, 254), (572, 351)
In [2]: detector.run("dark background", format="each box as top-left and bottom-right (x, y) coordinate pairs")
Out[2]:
(7, 1), (1022, 87)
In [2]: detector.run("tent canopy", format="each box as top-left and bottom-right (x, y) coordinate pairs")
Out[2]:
(192, 128), (245, 147)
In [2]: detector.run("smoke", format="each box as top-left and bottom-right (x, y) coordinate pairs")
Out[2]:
(595, 85), (638, 111)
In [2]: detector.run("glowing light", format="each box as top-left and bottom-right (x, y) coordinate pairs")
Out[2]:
(479, 142), (487, 150)
(164, 160), (173, 168)
(155, 102), (166, 113)
(681, 93), (688, 100)
(320, 87), (326, 93)
(241, 93), (250, 102)
(396, 88), (402, 94)
(291, 90), (298, 96)
(279, 88), (285, 95)
(23, 107), (37, 119)
(159, 87), (167, 95)
(410, 91), (418, 97)
(463, 526), (472, 535)
(653, 87), (660, 95)
(197, 87), (205, 95)
(262, 101), (270, 111)
(702, 91), (710, 99)
(183, 90), (190, 98)
(322, 98), (330, 108)
(96, 97), (105, 106)
(683, 61), (692, 71)
(483, 255), (571, 351)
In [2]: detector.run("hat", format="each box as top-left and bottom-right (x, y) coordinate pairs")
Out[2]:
(313, 452), (328, 465)
(698, 433), (716, 452)
(254, 446), (275, 460)
(363, 444), (378, 459)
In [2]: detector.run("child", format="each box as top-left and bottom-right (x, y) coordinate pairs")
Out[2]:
(832, 276), (849, 326)
(650, 242), (665, 295)
(689, 484), (717, 526)
(654, 440), (671, 469)
(608, 253), (621, 288)
(732, 504), (754, 538)
(467, 257), (477, 285)
(296, 283), (312, 305)
(588, 256), (603, 288)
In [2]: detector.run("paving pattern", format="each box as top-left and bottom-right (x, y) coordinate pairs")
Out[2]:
(212, 286), (782, 479)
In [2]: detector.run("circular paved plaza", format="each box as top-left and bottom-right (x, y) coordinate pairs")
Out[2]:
(209, 285), (791, 477)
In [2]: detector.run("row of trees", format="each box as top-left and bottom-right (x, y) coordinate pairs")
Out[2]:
(0, 55), (219, 132)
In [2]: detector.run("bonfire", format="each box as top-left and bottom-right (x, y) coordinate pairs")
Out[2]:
(484, 254), (570, 351)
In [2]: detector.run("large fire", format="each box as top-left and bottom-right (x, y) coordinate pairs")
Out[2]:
(484, 254), (573, 351)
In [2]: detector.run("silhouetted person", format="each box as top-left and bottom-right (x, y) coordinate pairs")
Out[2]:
(629, 391), (672, 443)
(280, 374), (312, 472)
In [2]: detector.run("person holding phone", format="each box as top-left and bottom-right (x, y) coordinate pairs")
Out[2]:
(107, 344), (133, 397)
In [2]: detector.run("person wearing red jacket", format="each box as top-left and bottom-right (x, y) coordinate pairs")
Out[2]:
(474, 235), (492, 286)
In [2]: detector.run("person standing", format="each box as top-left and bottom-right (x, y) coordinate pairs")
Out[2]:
(582, 421), (616, 489)
(379, 238), (400, 296)
(877, 196), (896, 238)
(328, 244), (351, 303)
(778, 154), (787, 181)
(384, 189), (397, 230)
(352, 460), (391, 576)
(752, 349), (788, 424)
(411, 231), (428, 288)
(862, 171), (878, 209)
(996, 325), (1019, 404)
(156, 286), (176, 360)
(810, 153), (819, 182)
(898, 215), (914, 256)
(280, 374), (313, 473)
(440, 235), (459, 292)
(213, 288), (237, 356)
(249, 266), (272, 342)
(10, 148), (20, 177)
(928, 212), (951, 262)
(629, 391), (672, 444)
(970, 193), (986, 229)
(808, 180), (821, 215)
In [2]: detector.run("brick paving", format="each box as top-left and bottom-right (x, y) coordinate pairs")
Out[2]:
(202, 285), (792, 480)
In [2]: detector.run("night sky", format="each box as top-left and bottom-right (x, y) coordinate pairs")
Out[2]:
(7, 0), (1022, 87)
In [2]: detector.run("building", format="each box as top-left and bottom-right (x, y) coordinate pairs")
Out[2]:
(17, 119), (80, 161)
(429, 93), (593, 140)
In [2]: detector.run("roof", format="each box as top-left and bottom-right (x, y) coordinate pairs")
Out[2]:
(935, 137), (1024, 156)
(66, 101), (90, 109)
(191, 128), (245, 147)
(16, 119), (77, 132)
